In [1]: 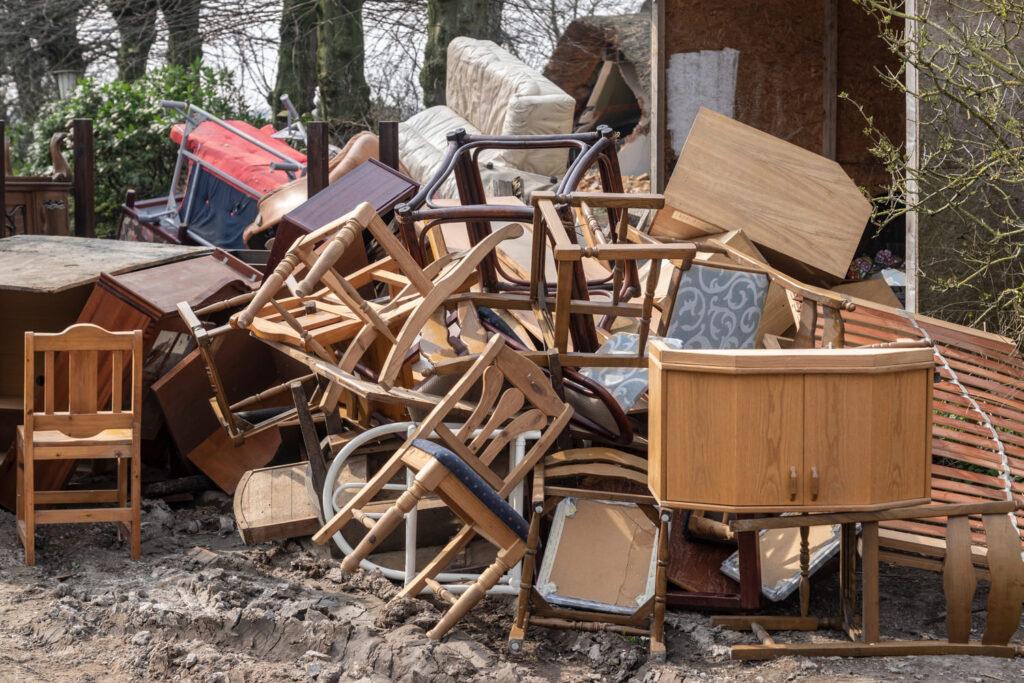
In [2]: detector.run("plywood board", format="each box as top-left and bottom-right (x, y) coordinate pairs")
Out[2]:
(0, 235), (209, 293)
(652, 108), (871, 280)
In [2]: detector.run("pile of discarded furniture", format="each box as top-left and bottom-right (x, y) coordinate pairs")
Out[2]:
(5, 83), (1024, 662)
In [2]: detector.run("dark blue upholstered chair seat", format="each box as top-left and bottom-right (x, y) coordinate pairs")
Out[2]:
(411, 439), (529, 541)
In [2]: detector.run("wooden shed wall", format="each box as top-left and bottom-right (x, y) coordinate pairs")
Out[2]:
(664, 0), (903, 192)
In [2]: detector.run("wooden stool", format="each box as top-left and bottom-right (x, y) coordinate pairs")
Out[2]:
(16, 323), (143, 565)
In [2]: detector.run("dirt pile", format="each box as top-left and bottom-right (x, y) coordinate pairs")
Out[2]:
(1, 497), (1022, 682)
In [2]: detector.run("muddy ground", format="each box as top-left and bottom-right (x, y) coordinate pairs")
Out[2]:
(1, 496), (1022, 682)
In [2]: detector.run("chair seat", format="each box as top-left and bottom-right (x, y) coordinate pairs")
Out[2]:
(30, 428), (133, 448)
(412, 439), (529, 541)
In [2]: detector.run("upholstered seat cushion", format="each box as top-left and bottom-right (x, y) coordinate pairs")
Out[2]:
(411, 439), (529, 541)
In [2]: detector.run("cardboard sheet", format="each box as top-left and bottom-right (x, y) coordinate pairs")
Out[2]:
(537, 498), (657, 614)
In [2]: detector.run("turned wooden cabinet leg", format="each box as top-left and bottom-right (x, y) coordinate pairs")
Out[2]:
(799, 525), (810, 618)
(650, 510), (670, 662)
(839, 522), (857, 636)
(861, 522), (880, 644)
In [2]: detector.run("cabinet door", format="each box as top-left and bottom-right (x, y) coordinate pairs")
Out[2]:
(660, 371), (804, 508)
(803, 370), (931, 508)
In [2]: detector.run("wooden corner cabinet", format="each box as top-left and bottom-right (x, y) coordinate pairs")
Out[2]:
(648, 343), (935, 513)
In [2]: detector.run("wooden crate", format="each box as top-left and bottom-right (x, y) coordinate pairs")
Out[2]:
(648, 343), (934, 512)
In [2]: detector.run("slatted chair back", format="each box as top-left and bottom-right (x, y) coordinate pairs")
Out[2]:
(24, 324), (143, 438)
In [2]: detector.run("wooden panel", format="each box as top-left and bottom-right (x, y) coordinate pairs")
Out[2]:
(652, 108), (870, 280)
(234, 462), (320, 544)
(803, 369), (931, 508)
(655, 369), (803, 508)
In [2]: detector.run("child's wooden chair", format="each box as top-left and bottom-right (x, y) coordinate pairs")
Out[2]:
(17, 323), (143, 565)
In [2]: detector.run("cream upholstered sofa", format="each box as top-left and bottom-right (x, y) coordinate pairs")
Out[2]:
(399, 37), (577, 198)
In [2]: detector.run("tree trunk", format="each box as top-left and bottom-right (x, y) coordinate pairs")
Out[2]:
(271, 0), (319, 117)
(420, 0), (503, 108)
(110, 0), (159, 81)
(159, 0), (203, 69)
(317, 0), (371, 141)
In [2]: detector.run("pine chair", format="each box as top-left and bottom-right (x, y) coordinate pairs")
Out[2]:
(314, 336), (573, 637)
(17, 323), (143, 565)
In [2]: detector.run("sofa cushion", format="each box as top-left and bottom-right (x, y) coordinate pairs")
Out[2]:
(446, 37), (575, 178)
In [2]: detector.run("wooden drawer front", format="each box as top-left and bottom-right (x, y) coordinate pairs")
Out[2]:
(658, 371), (803, 508)
(803, 369), (931, 507)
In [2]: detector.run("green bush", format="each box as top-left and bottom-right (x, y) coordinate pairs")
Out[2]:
(27, 65), (262, 237)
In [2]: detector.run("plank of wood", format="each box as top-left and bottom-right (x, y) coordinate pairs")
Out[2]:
(832, 278), (902, 309)
(943, 515), (976, 643)
(731, 640), (1018, 660)
(651, 108), (871, 280)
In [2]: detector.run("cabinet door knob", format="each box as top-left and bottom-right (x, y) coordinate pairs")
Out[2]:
(789, 466), (798, 500)
(810, 466), (820, 500)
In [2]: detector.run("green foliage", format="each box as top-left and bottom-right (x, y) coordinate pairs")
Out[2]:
(25, 65), (260, 237)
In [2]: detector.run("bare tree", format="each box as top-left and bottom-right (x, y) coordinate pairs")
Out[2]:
(270, 0), (318, 115)
(318, 0), (372, 139)
(109, 0), (158, 80)
(420, 0), (503, 106)
(850, 0), (1024, 341)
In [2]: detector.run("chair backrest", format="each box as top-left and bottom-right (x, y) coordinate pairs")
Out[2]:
(403, 335), (573, 497)
(658, 263), (770, 348)
(24, 323), (143, 437)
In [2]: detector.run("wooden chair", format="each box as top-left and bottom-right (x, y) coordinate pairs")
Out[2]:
(16, 323), (143, 565)
(510, 447), (669, 659)
(314, 337), (573, 632)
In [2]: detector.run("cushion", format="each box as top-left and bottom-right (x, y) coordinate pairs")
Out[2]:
(663, 264), (769, 348)
(445, 37), (575, 177)
(579, 333), (683, 411)
(411, 439), (528, 541)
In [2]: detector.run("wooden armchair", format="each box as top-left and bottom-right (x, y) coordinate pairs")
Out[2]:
(510, 447), (669, 659)
(17, 324), (143, 565)
(313, 337), (573, 636)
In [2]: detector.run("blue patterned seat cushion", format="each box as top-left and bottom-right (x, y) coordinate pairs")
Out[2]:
(411, 439), (529, 541)
(579, 264), (770, 411)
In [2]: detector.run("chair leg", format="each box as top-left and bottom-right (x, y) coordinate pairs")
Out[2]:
(117, 457), (128, 542)
(509, 513), (541, 652)
(340, 463), (444, 572)
(649, 510), (670, 662)
(428, 544), (525, 641)
(130, 448), (141, 560)
(398, 525), (476, 599)
(23, 445), (35, 566)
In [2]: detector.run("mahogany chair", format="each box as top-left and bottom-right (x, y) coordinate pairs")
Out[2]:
(17, 324), (143, 565)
